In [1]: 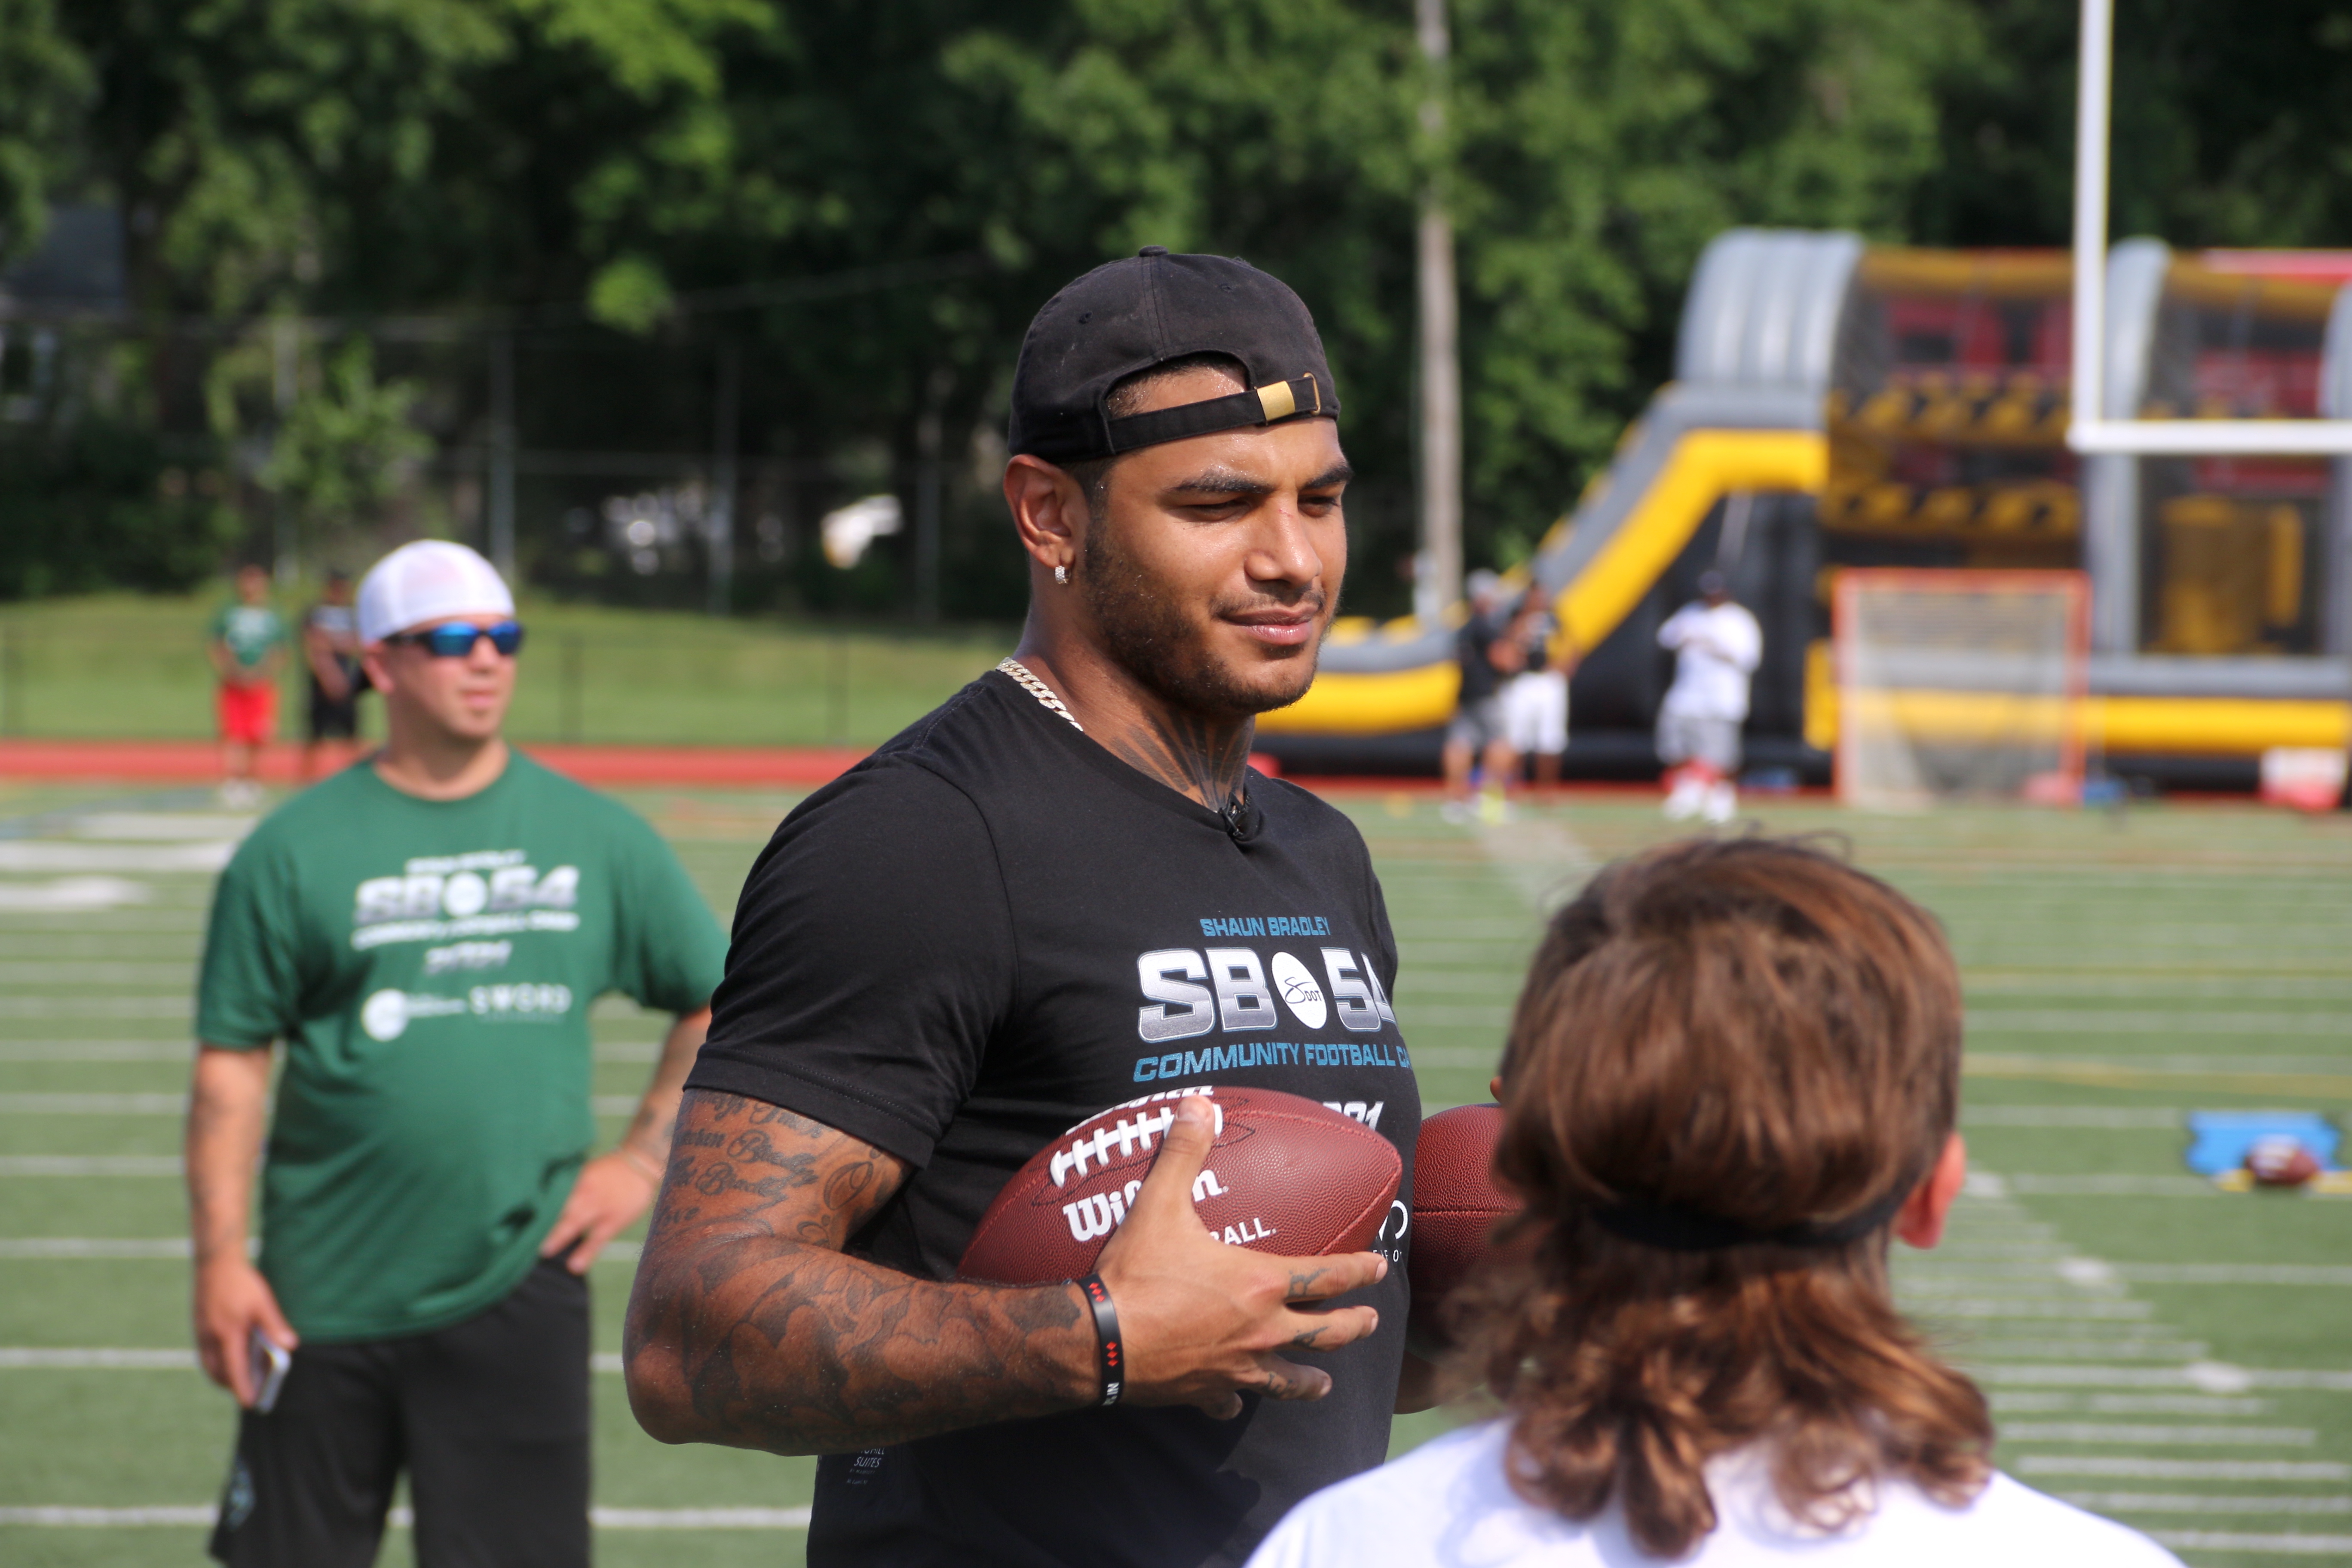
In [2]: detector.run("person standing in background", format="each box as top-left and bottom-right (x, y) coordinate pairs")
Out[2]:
(210, 564), (287, 808)
(1442, 570), (1524, 824)
(300, 570), (368, 781)
(188, 540), (728, 1568)
(1500, 589), (1573, 790)
(1656, 570), (1760, 825)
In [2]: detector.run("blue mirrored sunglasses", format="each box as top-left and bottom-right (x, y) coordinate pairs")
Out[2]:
(386, 619), (525, 658)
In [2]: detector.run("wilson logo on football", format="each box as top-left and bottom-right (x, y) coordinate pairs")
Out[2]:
(1060, 1168), (1235, 1243)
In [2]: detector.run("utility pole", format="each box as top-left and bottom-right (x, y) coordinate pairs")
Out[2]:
(1414, 0), (1462, 624)
(915, 369), (948, 622)
(272, 318), (299, 585)
(488, 332), (517, 582)
(709, 340), (741, 617)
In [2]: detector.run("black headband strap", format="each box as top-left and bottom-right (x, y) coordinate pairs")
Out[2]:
(1590, 1186), (1909, 1253)
(1100, 373), (1325, 454)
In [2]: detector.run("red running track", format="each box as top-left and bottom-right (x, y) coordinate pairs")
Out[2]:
(0, 739), (1320, 792)
(0, 739), (873, 790)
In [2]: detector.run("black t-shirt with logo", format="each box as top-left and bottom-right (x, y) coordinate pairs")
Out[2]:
(688, 671), (1421, 1568)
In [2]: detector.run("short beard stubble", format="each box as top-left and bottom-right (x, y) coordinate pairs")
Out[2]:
(1077, 510), (1324, 720)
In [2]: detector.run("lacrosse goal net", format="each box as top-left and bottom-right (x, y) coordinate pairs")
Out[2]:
(1834, 569), (2091, 808)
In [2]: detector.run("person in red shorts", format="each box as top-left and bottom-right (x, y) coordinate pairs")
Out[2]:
(210, 564), (287, 806)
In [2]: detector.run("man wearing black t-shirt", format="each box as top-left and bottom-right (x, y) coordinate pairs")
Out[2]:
(624, 250), (1426, 1568)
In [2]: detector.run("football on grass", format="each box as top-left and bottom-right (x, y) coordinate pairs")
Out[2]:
(1406, 1103), (1521, 1350)
(2246, 1135), (2323, 1188)
(958, 1087), (1403, 1286)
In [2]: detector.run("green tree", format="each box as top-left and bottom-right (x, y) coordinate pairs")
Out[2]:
(21, 0), (2352, 610)
(259, 335), (431, 545)
(0, 0), (91, 260)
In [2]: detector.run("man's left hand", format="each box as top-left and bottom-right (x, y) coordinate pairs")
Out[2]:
(542, 1151), (660, 1274)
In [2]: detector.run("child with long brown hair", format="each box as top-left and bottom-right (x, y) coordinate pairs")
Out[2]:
(1249, 838), (2179, 1567)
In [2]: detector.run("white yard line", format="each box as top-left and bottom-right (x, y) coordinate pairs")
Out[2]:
(1993, 1394), (2269, 1417)
(1966, 1011), (2352, 1035)
(1984, 1364), (2352, 1393)
(1969, 1053), (2352, 1074)
(0, 1239), (189, 1258)
(0, 842), (236, 873)
(0, 1093), (188, 1114)
(0, 1349), (195, 1368)
(0, 878), (153, 913)
(2058, 1493), (2352, 1514)
(1469, 814), (1597, 917)
(1914, 1261), (2352, 1287)
(1963, 1339), (2212, 1362)
(1901, 1173), (2352, 1532)
(2000, 1423), (2316, 1446)
(0, 963), (194, 983)
(0, 1043), (192, 1061)
(0, 1238), (643, 1262)
(1898, 1298), (2154, 1319)
(0, 1505), (811, 1530)
(0, 1093), (645, 1116)
(0, 1348), (638, 1370)
(2019, 1458), (2352, 1482)
(2146, 1529), (2352, 1555)
(1960, 1106), (2187, 1127)
(68, 813), (256, 841)
(1988, 1174), (2223, 1198)
(0, 999), (193, 1020)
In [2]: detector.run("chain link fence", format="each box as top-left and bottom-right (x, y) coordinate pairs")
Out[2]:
(0, 619), (1012, 750)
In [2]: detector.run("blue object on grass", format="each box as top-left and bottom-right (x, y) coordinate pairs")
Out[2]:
(2184, 1111), (2342, 1176)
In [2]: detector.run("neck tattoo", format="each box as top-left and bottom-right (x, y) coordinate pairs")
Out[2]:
(1101, 705), (1253, 822)
(997, 658), (1249, 824)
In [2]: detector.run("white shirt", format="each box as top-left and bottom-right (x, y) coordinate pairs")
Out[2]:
(1245, 1421), (2183, 1568)
(1658, 600), (1762, 721)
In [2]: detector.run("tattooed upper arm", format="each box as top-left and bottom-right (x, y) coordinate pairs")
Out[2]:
(649, 1089), (904, 1251)
(625, 1087), (1094, 1454)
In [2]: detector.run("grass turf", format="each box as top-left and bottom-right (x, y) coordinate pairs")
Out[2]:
(0, 781), (2347, 1565)
(0, 594), (1014, 747)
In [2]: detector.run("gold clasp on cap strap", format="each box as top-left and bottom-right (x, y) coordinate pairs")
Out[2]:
(1255, 374), (1321, 424)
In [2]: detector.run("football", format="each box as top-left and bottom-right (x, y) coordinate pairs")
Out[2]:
(958, 1086), (1403, 1286)
(2246, 1134), (2324, 1188)
(1406, 1103), (1520, 1350)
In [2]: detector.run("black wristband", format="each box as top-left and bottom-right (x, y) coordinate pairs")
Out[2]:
(1077, 1274), (1123, 1407)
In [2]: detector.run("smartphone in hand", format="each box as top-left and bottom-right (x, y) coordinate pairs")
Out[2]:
(248, 1329), (291, 1414)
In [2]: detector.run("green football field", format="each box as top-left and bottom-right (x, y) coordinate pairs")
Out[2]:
(1, 779), (2347, 1566)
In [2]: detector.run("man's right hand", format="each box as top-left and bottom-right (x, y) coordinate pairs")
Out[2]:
(1098, 1094), (1385, 1418)
(193, 1256), (298, 1407)
(624, 1088), (1390, 1455)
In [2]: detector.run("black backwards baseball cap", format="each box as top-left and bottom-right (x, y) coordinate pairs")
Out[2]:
(1008, 247), (1340, 465)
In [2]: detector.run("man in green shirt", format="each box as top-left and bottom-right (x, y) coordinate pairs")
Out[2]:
(209, 564), (288, 808)
(187, 540), (729, 1568)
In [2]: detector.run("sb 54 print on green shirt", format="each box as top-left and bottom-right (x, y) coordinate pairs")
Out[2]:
(196, 753), (728, 1341)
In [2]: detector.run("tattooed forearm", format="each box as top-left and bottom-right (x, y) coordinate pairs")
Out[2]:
(624, 1089), (1096, 1455)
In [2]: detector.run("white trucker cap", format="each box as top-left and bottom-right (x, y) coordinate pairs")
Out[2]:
(357, 542), (515, 644)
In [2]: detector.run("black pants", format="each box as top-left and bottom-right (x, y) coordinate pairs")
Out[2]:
(209, 1259), (591, 1568)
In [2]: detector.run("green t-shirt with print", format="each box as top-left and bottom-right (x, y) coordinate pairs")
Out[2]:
(196, 751), (729, 1341)
(210, 603), (286, 672)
